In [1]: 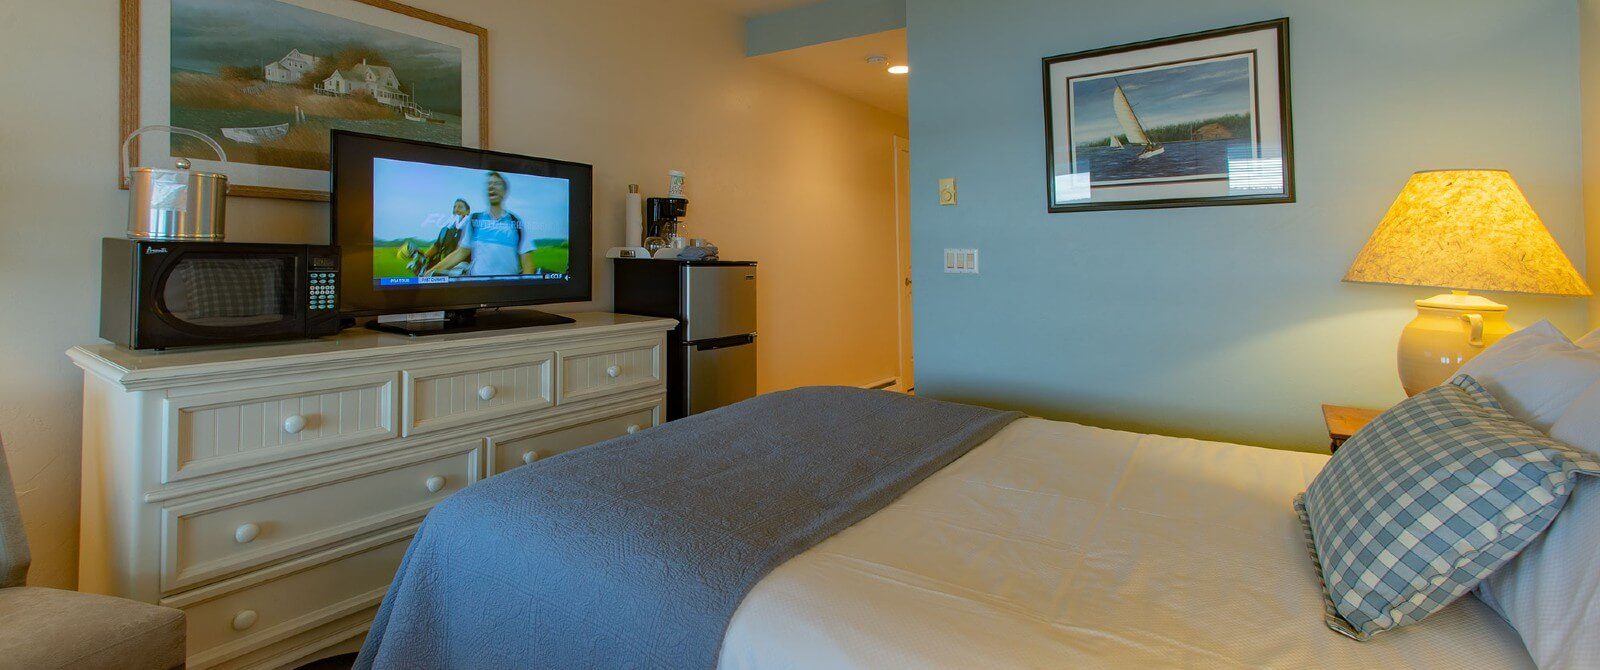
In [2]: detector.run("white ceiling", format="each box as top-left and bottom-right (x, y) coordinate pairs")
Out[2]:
(698, 0), (826, 17)
(753, 28), (908, 117)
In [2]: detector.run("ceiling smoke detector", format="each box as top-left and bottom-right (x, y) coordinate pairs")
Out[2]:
(866, 54), (889, 65)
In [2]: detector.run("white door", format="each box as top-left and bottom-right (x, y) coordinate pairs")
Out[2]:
(893, 136), (914, 392)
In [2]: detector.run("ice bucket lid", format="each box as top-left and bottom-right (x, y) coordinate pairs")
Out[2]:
(122, 125), (229, 187)
(128, 165), (230, 182)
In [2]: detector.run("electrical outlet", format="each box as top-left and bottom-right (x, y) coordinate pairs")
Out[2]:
(939, 178), (957, 206)
(943, 248), (979, 274)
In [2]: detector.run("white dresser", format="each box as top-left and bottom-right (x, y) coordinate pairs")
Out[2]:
(67, 313), (676, 669)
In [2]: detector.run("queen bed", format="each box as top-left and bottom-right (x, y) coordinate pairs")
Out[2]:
(356, 387), (1535, 669)
(720, 417), (1530, 668)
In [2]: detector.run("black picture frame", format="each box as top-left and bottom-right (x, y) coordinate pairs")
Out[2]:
(1041, 18), (1295, 213)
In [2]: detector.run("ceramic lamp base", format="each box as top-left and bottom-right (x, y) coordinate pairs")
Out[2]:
(1397, 291), (1511, 396)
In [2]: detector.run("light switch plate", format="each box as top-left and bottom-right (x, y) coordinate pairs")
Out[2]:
(943, 248), (979, 274)
(938, 178), (957, 206)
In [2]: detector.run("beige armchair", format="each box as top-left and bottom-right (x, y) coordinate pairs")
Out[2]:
(0, 436), (186, 669)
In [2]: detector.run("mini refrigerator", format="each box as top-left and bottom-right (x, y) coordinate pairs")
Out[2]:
(614, 259), (757, 420)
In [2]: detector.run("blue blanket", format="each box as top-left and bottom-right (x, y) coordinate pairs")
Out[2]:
(355, 386), (1021, 669)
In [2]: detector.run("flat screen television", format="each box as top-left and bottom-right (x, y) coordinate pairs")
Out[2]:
(331, 131), (593, 334)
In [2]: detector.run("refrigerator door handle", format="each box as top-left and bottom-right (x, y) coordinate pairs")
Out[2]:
(689, 334), (756, 351)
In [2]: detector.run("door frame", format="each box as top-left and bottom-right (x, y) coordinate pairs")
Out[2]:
(892, 135), (914, 392)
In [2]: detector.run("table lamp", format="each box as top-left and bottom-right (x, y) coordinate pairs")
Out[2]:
(1345, 169), (1591, 396)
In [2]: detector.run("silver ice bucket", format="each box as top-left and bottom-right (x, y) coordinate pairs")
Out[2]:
(122, 125), (229, 241)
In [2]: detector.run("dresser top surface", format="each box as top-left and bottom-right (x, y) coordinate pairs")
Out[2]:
(69, 311), (675, 384)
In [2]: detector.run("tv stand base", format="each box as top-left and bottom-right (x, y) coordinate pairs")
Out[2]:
(365, 308), (576, 336)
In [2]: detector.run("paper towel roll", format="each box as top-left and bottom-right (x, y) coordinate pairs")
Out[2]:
(624, 184), (643, 247)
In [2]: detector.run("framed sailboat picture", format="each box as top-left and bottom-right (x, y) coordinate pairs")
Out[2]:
(120, 0), (487, 201)
(1042, 19), (1293, 212)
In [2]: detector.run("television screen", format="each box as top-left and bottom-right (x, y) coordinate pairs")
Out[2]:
(371, 158), (571, 288)
(331, 131), (593, 318)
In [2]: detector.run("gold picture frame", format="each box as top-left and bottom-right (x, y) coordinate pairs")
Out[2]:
(120, 0), (489, 201)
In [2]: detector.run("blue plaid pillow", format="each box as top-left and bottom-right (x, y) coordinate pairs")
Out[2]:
(1297, 375), (1600, 641)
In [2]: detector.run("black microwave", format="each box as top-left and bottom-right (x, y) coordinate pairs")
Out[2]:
(100, 239), (342, 350)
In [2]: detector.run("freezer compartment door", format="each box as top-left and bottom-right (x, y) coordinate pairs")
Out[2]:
(684, 265), (757, 342)
(685, 335), (757, 415)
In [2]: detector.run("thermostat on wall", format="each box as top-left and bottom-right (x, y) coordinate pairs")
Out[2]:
(939, 178), (958, 205)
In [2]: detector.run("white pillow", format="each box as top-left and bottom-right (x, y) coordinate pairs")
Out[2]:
(1476, 391), (1600, 669)
(1454, 320), (1600, 433)
(1551, 381), (1600, 453)
(1578, 328), (1600, 349)
(1476, 381), (1600, 669)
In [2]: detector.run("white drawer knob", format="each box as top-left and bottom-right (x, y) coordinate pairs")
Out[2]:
(234, 523), (260, 544)
(626, 424), (641, 434)
(478, 385), (497, 401)
(425, 475), (446, 493)
(522, 451), (540, 464)
(231, 609), (258, 631)
(606, 365), (621, 379)
(282, 414), (307, 435)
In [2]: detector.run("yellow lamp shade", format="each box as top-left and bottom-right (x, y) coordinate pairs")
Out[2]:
(1344, 170), (1590, 296)
(1347, 169), (1591, 396)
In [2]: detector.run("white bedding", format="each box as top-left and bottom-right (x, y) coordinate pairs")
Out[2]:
(720, 418), (1533, 669)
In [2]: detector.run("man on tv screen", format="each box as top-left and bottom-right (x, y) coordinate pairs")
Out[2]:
(425, 171), (536, 277)
(371, 156), (570, 287)
(399, 199), (468, 275)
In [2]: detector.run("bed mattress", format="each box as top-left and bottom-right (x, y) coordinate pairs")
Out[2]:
(719, 418), (1533, 669)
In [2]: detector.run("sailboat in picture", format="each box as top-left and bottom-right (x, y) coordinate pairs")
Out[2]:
(1108, 133), (1123, 148)
(1112, 83), (1164, 159)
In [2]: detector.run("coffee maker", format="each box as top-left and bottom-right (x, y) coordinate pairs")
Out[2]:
(644, 197), (688, 256)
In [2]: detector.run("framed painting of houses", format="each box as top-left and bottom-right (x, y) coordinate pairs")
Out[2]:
(121, 0), (488, 201)
(1041, 18), (1293, 213)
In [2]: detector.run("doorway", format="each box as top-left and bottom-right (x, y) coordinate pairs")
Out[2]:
(893, 135), (914, 393)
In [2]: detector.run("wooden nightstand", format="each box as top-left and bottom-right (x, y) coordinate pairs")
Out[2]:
(1322, 404), (1385, 453)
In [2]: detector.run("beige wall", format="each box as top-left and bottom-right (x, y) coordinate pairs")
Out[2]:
(1586, 0), (1600, 328)
(0, 0), (905, 588)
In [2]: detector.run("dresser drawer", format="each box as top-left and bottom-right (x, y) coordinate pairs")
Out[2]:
(487, 398), (663, 475)
(557, 338), (663, 404)
(163, 373), (399, 482)
(161, 442), (479, 592)
(403, 352), (555, 435)
(169, 526), (414, 669)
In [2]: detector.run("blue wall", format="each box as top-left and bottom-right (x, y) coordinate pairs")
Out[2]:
(908, 0), (1587, 450)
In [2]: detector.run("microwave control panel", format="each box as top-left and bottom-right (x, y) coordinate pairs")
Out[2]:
(308, 251), (340, 313)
